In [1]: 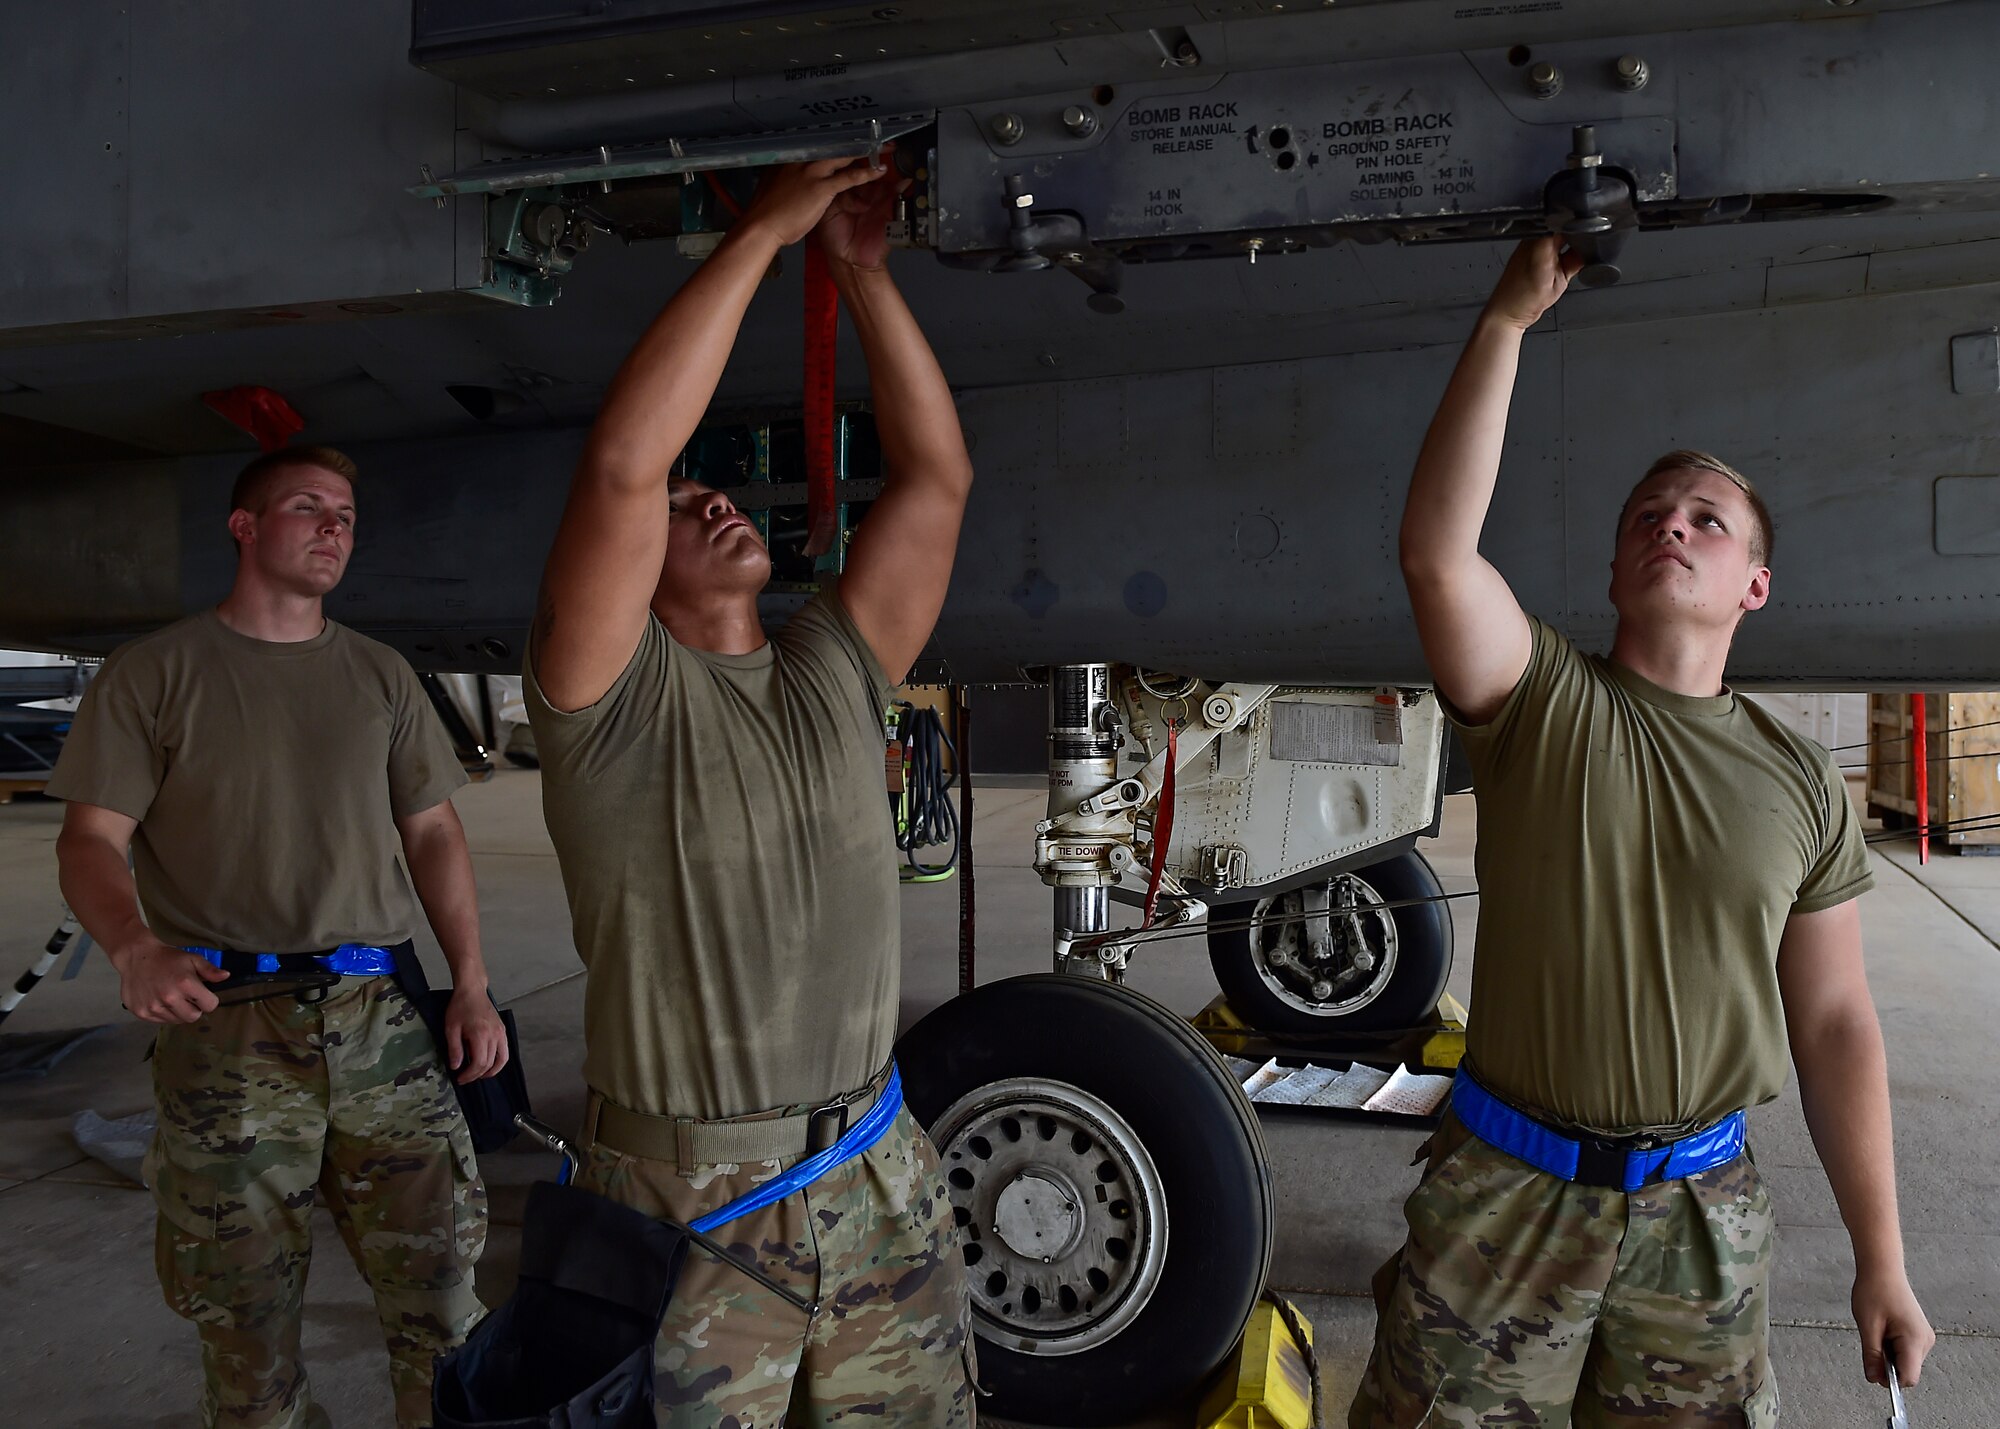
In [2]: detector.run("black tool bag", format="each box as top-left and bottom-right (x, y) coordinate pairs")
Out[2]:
(434, 1182), (689, 1429)
(391, 945), (532, 1152)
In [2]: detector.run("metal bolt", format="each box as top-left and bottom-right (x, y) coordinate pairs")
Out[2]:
(527, 203), (566, 248)
(1062, 104), (1098, 138)
(1244, 237), (1265, 264)
(991, 112), (1025, 145)
(1614, 54), (1649, 91)
(1527, 60), (1563, 99)
(1057, 250), (1083, 264)
(1175, 38), (1199, 63)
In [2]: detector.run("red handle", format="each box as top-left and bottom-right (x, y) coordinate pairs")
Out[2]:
(1142, 723), (1179, 929)
(1913, 692), (1929, 865)
(802, 243), (839, 559)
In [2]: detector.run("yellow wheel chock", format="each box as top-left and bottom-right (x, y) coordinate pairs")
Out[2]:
(1198, 1294), (1317, 1429)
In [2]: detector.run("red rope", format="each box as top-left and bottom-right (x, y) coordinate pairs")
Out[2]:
(1142, 723), (1178, 928)
(1914, 692), (1929, 864)
(802, 242), (839, 558)
(702, 170), (744, 218)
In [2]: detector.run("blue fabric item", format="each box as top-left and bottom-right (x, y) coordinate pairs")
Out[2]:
(690, 1066), (904, 1235)
(1451, 1066), (1746, 1192)
(187, 944), (400, 977)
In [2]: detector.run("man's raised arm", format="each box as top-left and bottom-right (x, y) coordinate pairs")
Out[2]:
(534, 158), (884, 712)
(820, 172), (975, 687)
(1777, 901), (1935, 1389)
(1401, 236), (1581, 724)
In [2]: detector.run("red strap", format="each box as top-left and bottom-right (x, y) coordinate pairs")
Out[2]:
(201, 386), (304, 452)
(1142, 722), (1178, 929)
(1913, 692), (1929, 865)
(703, 170), (745, 218)
(802, 243), (839, 558)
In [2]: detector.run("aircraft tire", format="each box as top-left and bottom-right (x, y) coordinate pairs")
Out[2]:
(1207, 849), (1453, 1035)
(897, 974), (1273, 1426)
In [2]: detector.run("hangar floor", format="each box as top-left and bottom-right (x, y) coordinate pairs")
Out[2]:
(1, 768), (1994, 1428)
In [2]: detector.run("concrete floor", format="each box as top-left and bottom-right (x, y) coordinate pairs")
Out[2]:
(2, 768), (1995, 1427)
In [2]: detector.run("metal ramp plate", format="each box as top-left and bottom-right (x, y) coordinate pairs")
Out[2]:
(1193, 992), (1466, 1128)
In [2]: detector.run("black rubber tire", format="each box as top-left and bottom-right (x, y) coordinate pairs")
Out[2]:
(896, 974), (1273, 1427)
(1207, 849), (1454, 1036)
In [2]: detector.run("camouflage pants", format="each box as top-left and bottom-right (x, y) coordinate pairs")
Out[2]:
(1349, 1112), (1778, 1428)
(575, 1100), (977, 1427)
(145, 976), (488, 1429)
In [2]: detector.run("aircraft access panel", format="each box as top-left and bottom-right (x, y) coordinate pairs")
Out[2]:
(935, 53), (1678, 254)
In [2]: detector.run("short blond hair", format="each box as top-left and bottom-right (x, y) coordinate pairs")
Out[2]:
(1624, 449), (1773, 564)
(230, 445), (358, 517)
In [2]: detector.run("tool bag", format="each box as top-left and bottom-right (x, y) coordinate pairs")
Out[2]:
(392, 944), (533, 1153)
(433, 1182), (689, 1429)
(434, 1066), (904, 1427)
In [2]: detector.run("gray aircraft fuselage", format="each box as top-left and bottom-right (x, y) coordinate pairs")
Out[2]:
(3, 0), (1999, 687)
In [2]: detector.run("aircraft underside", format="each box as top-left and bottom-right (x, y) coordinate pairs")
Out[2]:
(3, 0), (1998, 686)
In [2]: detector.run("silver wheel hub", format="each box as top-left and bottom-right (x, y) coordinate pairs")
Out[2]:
(1250, 871), (1400, 1016)
(993, 1171), (1085, 1261)
(935, 1077), (1169, 1356)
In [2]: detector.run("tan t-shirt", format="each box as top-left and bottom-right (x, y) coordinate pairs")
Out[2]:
(524, 591), (897, 1120)
(47, 612), (465, 951)
(1449, 617), (1874, 1134)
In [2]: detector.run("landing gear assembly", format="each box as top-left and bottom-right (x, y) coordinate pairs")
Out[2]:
(898, 663), (1455, 1423)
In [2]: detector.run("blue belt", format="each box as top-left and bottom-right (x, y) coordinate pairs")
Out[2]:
(1451, 1066), (1746, 1192)
(187, 944), (400, 978)
(691, 1065), (904, 1234)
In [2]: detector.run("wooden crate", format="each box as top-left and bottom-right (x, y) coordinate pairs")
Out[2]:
(1865, 693), (2000, 849)
(0, 776), (50, 805)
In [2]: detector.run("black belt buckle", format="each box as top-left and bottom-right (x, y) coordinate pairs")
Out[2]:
(203, 949), (343, 1008)
(212, 970), (342, 1006)
(1573, 1135), (1637, 1190)
(806, 1100), (850, 1155)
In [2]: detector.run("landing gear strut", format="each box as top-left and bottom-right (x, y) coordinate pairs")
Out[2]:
(900, 661), (1451, 1422)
